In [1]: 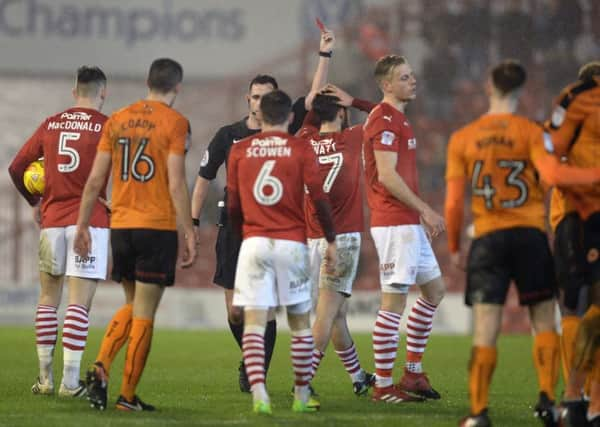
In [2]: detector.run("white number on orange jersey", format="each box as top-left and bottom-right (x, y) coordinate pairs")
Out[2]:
(253, 160), (283, 206)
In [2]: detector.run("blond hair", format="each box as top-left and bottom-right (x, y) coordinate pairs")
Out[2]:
(374, 55), (407, 87)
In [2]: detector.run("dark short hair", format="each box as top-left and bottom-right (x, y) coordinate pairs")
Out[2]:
(75, 66), (106, 97)
(312, 94), (344, 123)
(491, 60), (527, 96)
(249, 74), (278, 91)
(578, 61), (600, 82)
(148, 58), (183, 94)
(260, 89), (292, 126)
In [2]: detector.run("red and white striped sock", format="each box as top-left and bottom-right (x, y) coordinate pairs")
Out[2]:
(373, 310), (401, 388)
(242, 326), (269, 403)
(336, 342), (364, 383)
(62, 304), (89, 389)
(292, 330), (314, 402)
(35, 304), (58, 384)
(406, 297), (437, 373)
(311, 348), (325, 378)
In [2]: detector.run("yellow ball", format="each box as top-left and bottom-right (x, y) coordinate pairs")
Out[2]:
(23, 159), (45, 196)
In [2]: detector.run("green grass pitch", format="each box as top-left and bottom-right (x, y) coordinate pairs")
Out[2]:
(0, 327), (553, 426)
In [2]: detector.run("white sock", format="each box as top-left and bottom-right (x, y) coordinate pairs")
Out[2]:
(37, 346), (54, 384)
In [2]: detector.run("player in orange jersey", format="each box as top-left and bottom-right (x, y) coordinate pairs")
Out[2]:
(8, 66), (109, 398)
(445, 60), (600, 427)
(546, 61), (600, 427)
(74, 58), (196, 412)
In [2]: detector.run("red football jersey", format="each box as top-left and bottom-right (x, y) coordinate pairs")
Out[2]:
(297, 125), (364, 238)
(8, 107), (109, 228)
(363, 102), (420, 226)
(227, 130), (328, 243)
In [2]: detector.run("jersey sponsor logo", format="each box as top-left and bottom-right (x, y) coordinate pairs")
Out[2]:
(310, 137), (337, 155)
(74, 255), (97, 270)
(246, 136), (291, 158)
(380, 131), (395, 146)
(407, 137), (417, 149)
(200, 150), (209, 167)
(551, 105), (566, 128)
(60, 111), (91, 121)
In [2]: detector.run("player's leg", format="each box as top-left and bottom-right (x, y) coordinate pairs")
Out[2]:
(331, 300), (375, 395)
(459, 303), (502, 427)
(59, 225), (108, 397)
(33, 272), (63, 395)
(59, 276), (96, 397)
(370, 225), (422, 403)
(274, 239), (316, 413)
(32, 227), (67, 395)
(287, 305), (315, 412)
(94, 280), (135, 375)
(400, 228), (445, 400)
(460, 230), (511, 426)
(233, 237), (276, 414)
(554, 213), (587, 385)
(512, 228), (560, 426)
(116, 280), (164, 411)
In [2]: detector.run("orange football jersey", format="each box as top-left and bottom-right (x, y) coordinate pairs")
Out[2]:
(446, 114), (548, 240)
(547, 77), (600, 219)
(97, 100), (189, 230)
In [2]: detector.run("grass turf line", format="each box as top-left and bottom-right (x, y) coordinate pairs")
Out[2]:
(0, 328), (552, 426)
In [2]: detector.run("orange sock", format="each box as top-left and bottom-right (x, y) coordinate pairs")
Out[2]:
(589, 351), (600, 417)
(468, 346), (497, 415)
(583, 304), (600, 320)
(96, 304), (133, 374)
(120, 317), (153, 401)
(560, 316), (581, 385)
(533, 331), (560, 401)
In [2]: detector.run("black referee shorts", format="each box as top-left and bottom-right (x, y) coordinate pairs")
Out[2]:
(213, 223), (242, 290)
(466, 227), (557, 307)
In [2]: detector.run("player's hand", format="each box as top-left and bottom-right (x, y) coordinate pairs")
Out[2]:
(421, 207), (445, 238)
(324, 241), (337, 275)
(322, 84), (353, 107)
(73, 226), (92, 257)
(320, 29), (335, 53)
(180, 230), (197, 268)
(449, 252), (465, 271)
(32, 203), (41, 227)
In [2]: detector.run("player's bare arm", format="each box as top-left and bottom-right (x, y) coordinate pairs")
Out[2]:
(168, 152), (196, 268)
(191, 175), (210, 242)
(305, 28), (335, 110)
(374, 149), (445, 236)
(74, 151), (111, 256)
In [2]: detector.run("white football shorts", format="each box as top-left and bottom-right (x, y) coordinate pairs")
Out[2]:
(308, 232), (361, 296)
(233, 237), (312, 308)
(370, 224), (441, 293)
(39, 225), (109, 280)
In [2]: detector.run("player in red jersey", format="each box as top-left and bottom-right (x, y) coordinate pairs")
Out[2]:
(8, 66), (109, 398)
(297, 86), (376, 396)
(363, 55), (445, 403)
(227, 90), (337, 414)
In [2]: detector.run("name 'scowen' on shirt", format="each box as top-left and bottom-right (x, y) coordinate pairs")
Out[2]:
(245, 136), (292, 158)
